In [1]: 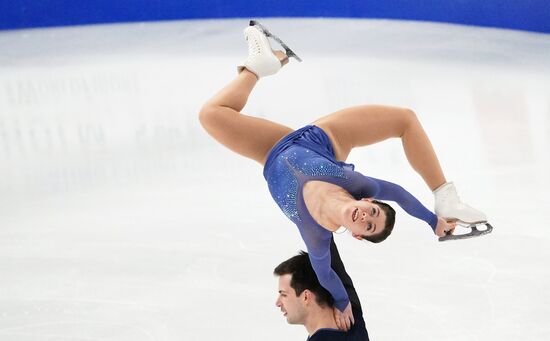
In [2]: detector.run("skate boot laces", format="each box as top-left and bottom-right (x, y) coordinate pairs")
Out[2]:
(246, 32), (262, 57)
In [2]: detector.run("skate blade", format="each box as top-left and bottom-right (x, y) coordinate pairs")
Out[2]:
(249, 20), (303, 62)
(438, 223), (493, 242)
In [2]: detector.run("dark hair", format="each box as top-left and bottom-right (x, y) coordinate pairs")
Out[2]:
(362, 200), (396, 243)
(273, 251), (334, 308)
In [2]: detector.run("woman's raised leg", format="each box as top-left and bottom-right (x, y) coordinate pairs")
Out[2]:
(315, 105), (488, 224)
(199, 67), (292, 165)
(314, 105), (446, 191)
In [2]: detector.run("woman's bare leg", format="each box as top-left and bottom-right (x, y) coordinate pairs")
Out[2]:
(199, 68), (292, 165)
(314, 105), (446, 191)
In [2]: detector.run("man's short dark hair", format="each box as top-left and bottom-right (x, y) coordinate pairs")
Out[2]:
(273, 252), (334, 308)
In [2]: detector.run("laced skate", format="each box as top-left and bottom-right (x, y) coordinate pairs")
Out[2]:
(249, 20), (302, 62)
(238, 20), (302, 78)
(434, 182), (493, 242)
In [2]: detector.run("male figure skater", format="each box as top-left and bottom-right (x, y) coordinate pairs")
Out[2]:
(274, 238), (369, 340)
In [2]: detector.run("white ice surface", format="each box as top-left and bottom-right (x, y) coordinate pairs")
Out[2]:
(1, 18), (550, 340)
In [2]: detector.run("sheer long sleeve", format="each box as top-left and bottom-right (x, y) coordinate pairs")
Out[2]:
(296, 222), (350, 312)
(329, 237), (362, 314)
(345, 170), (438, 230)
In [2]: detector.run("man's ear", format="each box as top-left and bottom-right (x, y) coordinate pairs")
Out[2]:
(302, 289), (314, 305)
(351, 232), (363, 241)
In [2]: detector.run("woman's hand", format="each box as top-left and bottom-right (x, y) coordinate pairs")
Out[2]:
(333, 302), (354, 331)
(435, 216), (457, 237)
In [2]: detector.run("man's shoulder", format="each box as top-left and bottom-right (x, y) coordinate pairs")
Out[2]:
(308, 328), (346, 341)
(308, 322), (369, 341)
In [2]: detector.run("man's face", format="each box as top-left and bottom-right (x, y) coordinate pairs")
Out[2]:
(275, 274), (307, 324)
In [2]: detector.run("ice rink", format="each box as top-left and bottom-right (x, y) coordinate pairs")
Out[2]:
(1, 18), (550, 340)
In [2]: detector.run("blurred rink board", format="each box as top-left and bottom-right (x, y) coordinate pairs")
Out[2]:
(0, 49), (208, 204)
(1, 18), (549, 207)
(2, 0), (550, 33)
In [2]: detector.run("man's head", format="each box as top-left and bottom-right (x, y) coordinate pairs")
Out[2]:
(342, 198), (396, 243)
(273, 252), (333, 324)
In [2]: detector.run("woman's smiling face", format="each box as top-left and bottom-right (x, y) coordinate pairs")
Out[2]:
(343, 198), (387, 239)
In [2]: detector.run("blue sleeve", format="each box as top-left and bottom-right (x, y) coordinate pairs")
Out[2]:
(346, 170), (438, 230)
(296, 223), (350, 312)
(329, 238), (363, 315)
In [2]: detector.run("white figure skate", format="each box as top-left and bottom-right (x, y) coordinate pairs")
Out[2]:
(237, 20), (302, 78)
(434, 182), (493, 242)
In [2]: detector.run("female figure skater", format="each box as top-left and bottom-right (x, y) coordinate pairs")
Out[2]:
(198, 23), (487, 330)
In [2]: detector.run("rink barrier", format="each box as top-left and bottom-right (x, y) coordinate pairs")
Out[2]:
(1, 0), (549, 33)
